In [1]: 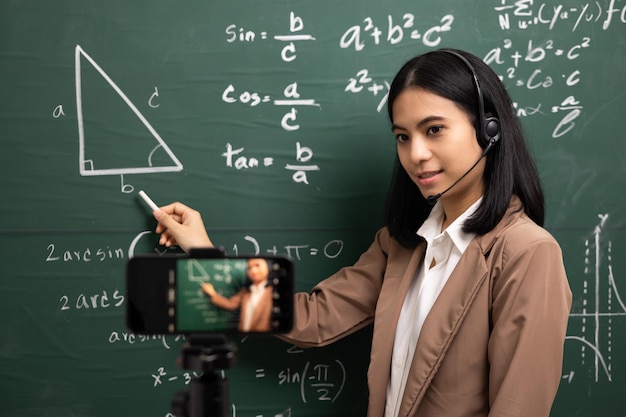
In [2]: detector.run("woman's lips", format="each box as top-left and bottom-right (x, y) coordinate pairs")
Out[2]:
(416, 170), (442, 186)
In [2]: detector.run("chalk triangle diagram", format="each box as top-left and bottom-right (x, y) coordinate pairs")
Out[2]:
(186, 259), (211, 283)
(75, 44), (183, 176)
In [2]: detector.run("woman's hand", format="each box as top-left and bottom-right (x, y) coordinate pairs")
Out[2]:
(201, 282), (216, 297)
(153, 202), (213, 253)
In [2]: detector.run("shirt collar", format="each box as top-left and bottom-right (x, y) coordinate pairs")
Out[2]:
(250, 280), (269, 292)
(417, 197), (482, 253)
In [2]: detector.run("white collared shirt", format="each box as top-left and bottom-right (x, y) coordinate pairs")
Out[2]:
(385, 198), (481, 417)
(241, 281), (267, 332)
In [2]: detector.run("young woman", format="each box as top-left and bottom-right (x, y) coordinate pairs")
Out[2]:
(151, 48), (572, 417)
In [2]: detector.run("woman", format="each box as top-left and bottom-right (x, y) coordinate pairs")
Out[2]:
(151, 48), (572, 417)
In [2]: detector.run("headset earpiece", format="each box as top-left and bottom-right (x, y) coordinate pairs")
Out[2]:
(483, 114), (501, 147)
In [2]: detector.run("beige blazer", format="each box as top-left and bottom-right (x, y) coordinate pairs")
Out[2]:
(280, 198), (572, 417)
(210, 284), (273, 332)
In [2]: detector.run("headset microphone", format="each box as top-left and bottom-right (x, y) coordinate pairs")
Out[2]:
(426, 141), (494, 205)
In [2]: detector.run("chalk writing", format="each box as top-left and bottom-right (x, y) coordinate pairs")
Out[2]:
(231, 235), (344, 260)
(108, 332), (184, 350)
(149, 87), (160, 108)
(221, 141), (319, 184)
(221, 143), (275, 169)
(59, 289), (124, 311)
(52, 104), (65, 118)
(225, 12), (315, 62)
(278, 360), (346, 403)
(340, 14), (455, 51)
(483, 37), (591, 138)
(150, 366), (201, 387)
(221, 82), (320, 132)
(46, 243), (125, 262)
(551, 95), (583, 138)
(45, 230), (170, 264)
(344, 69), (390, 113)
(47, 232), (347, 265)
(495, 0), (626, 31)
(484, 38), (591, 75)
(73, 45), (183, 193)
(566, 214), (626, 382)
(285, 142), (320, 184)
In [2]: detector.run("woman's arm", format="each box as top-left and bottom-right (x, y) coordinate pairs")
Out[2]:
(203, 286), (243, 311)
(487, 235), (572, 417)
(279, 227), (393, 347)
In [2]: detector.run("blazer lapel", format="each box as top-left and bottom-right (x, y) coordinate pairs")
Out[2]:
(367, 243), (425, 417)
(398, 241), (489, 416)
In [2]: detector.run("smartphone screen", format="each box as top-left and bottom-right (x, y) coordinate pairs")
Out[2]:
(126, 255), (294, 335)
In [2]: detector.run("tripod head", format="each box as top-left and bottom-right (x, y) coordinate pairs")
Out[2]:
(171, 334), (237, 417)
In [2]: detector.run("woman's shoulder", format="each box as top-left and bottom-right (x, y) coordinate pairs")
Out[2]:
(373, 226), (421, 255)
(490, 207), (561, 256)
(476, 197), (561, 258)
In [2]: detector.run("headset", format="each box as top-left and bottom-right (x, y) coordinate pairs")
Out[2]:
(441, 49), (501, 150)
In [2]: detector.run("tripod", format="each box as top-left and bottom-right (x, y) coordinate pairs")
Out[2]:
(171, 334), (237, 417)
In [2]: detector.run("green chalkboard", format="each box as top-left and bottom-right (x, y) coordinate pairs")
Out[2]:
(1, 0), (625, 416)
(177, 258), (248, 332)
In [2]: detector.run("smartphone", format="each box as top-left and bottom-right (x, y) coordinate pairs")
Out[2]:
(126, 254), (294, 335)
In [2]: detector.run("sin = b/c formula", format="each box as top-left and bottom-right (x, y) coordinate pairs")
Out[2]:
(225, 12), (315, 63)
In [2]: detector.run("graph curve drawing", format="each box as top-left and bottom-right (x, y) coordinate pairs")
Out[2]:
(566, 213), (626, 383)
(74, 44), (183, 177)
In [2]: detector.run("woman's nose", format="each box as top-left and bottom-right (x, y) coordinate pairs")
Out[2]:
(408, 136), (432, 163)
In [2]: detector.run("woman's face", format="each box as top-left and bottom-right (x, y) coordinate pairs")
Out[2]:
(247, 258), (269, 284)
(391, 87), (486, 206)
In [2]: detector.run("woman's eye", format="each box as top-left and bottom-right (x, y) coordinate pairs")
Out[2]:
(395, 133), (409, 142)
(427, 125), (443, 135)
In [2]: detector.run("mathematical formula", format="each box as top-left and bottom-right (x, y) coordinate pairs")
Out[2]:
(56, 3), (624, 191)
(109, 332), (185, 350)
(229, 235), (344, 261)
(222, 82), (320, 131)
(150, 353), (346, 408)
(226, 12), (315, 63)
(495, 0), (626, 31)
(484, 36), (592, 138)
(277, 360), (346, 403)
(222, 142), (320, 185)
(339, 14), (454, 50)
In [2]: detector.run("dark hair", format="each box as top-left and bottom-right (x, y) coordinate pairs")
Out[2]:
(384, 48), (544, 248)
